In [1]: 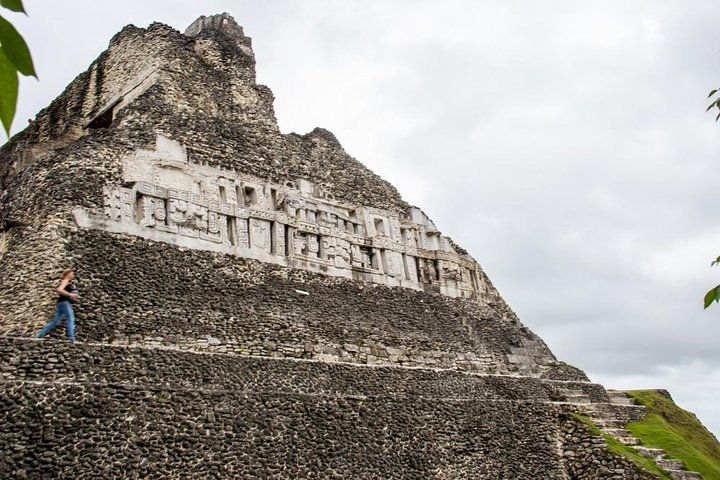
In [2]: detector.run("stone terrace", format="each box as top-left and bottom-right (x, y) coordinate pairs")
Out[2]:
(0, 337), (606, 402)
(1, 337), (651, 479)
(3, 229), (564, 377)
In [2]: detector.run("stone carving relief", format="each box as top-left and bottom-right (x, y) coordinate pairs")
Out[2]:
(442, 263), (463, 282)
(384, 251), (404, 278)
(237, 219), (250, 249)
(79, 135), (489, 299)
(333, 238), (352, 268)
(104, 187), (133, 223)
(275, 224), (286, 256)
(293, 231), (307, 256)
(306, 234), (320, 258)
(418, 258), (439, 283)
(169, 199), (208, 234)
(250, 219), (271, 254)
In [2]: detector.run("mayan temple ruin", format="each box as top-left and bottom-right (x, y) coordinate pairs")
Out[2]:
(0, 14), (711, 479)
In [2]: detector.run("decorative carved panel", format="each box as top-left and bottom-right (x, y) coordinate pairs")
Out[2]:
(90, 138), (484, 298)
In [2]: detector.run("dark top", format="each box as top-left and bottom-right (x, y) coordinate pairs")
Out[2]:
(57, 283), (77, 303)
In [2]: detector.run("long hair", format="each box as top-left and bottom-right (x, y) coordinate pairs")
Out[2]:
(61, 269), (74, 280)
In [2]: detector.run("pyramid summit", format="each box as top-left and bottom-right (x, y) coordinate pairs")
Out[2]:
(0, 14), (712, 479)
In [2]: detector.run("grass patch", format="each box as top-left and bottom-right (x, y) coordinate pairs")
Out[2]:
(624, 390), (720, 480)
(570, 413), (673, 480)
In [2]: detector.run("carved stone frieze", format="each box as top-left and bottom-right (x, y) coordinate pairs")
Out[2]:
(76, 135), (490, 299)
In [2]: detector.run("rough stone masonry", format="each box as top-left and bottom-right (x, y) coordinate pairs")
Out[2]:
(0, 13), (700, 479)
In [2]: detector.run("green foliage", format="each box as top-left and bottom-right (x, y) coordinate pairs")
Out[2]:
(707, 87), (720, 307)
(708, 89), (720, 121)
(0, 14), (35, 76)
(0, 45), (17, 135)
(624, 390), (720, 480)
(704, 256), (720, 309)
(0, 1), (25, 13)
(0, 0), (34, 136)
(570, 413), (673, 479)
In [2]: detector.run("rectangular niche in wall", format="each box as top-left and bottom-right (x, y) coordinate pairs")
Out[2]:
(374, 218), (386, 236)
(244, 186), (258, 206)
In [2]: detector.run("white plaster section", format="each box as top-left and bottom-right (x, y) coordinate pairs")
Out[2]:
(75, 134), (494, 299)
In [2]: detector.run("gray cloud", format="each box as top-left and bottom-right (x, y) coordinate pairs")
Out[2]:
(6, 0), (720, 436)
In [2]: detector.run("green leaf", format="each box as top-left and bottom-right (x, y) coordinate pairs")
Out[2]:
(704, 285), (720, 309)
(716, 111), (720, 122)
(0, 0), (24, 13)
(707, 102), (716, 112)
(0, 47), (18, 135)
(711, 256), (720, 267)
(708, 89), (719, 98)
(0, 14), (35, 77)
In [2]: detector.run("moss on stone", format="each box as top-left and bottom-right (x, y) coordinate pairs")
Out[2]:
(624, 389), (720, 480)
(570, 413), (672, 480)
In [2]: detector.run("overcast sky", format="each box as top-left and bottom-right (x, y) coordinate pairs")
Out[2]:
(5, 1), (720, 437)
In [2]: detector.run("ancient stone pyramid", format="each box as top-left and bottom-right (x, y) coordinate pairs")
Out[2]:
(0, 14), (704, 479)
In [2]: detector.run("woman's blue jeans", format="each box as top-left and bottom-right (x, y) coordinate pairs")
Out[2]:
(37, 300), (76, 341)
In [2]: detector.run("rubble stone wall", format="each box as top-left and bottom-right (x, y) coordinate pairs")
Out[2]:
(0, 339), (639, 480)
(0, 382), (566, 480)
(0, 337), (608, 402)
(0, 339), (656, 480)
(560, 411), (660, 479)
(2, 227), (564, 377)
(71, 229), (564, 375)
(0, 20), (410, 214)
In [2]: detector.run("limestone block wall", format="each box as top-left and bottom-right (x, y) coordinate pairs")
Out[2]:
(1, 382), (568, 479)
(4, 228), (560, 377)
(0, 338), (608, 402)
(0, 143), (558, 376)
(0, 339), (655, 480)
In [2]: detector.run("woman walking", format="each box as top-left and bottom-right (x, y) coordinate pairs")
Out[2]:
(37, 269), (79, 342)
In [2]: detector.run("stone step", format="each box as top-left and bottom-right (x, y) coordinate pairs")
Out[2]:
(602, 427), (634, 438)
(593, 419), (625, 429)
(578, 404), (647, 426)
(600, 427), (642, 445)
(656, 458), (685, 471)
(666, 470), (703, 480)
(0, 336), (616, 408)
(608, 391), (636, 405)
(617, 436), (642, 446)
(632, 446), (667, 461)
(579, 402), (646, 415)
(559, 388), (584, 396)
(563, 394), (591, 404)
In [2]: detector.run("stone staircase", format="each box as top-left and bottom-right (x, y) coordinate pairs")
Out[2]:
(559, 388), (703, 480)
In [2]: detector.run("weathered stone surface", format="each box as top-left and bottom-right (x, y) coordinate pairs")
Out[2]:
(0, 338), (640, 479)
(1, 381), (565, 479)
(0, 337), (609, 402)
(2, 227), (562, 376)
(70, 132), (489, 299)
(0, 13), (669, 479)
